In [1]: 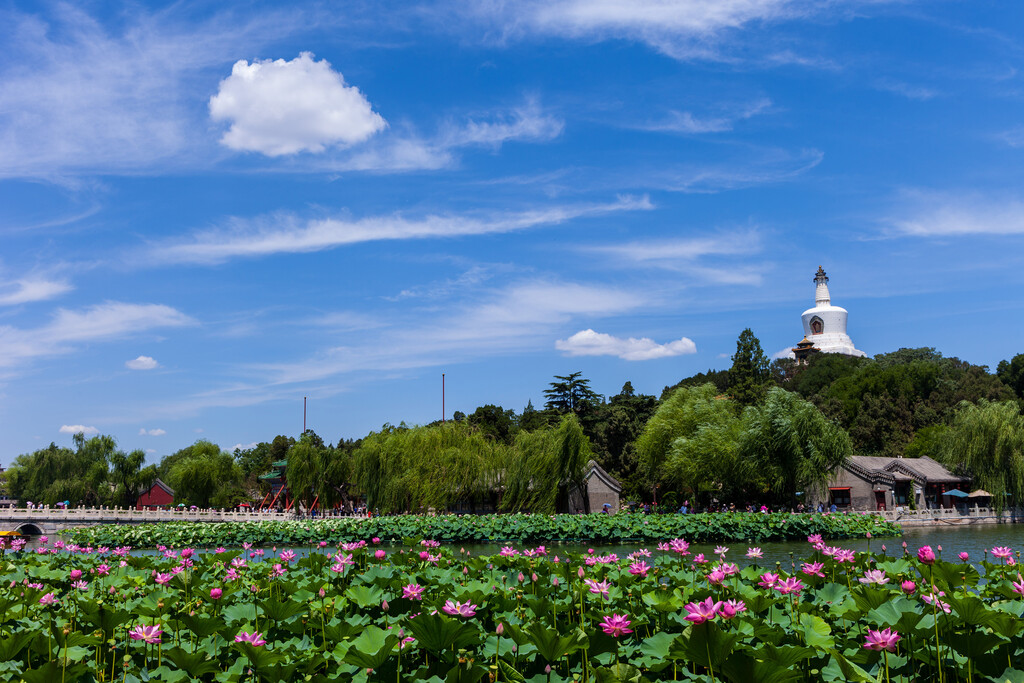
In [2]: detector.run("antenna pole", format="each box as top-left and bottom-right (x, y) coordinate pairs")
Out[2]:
(303, 396), (307, 433)
(442, 373), (446, 423)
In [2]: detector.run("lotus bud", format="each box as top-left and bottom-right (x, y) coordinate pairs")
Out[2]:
(496, 623), (504, 635)
(577, 566), (585, 578)
(517, 572), (524, 583)
(463, 566), (469, 575)
(382, 600), (390, 612)
(901, 580), (916, 594)
(545, 665), (552, 674)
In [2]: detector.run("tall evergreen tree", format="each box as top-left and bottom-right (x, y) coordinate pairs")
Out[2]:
(543, 372), (602, 414)
(727, 328), (771, 406)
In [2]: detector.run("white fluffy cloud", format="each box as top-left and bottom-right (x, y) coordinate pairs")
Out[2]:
(126, 355), (159, 370)
(209, 53), (387, 157)
(139, 428), (166, 436)
(60, 424), (98, 435)
(555, 329), (697, 360)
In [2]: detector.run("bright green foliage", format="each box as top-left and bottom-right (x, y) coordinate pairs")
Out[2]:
(938, 399), (1024, 509)
(727, 328), (771, 406)
(63, 510), (899, 547)
(354, 422), (506, 513)
(283, 433), (353, 510)
(466, 404), (519, 444)
(6, 433), (150, 507)
(637, 383), (742, 495)
(741, 387), (853, 505)
(502, 414), (592, 513)
(29, 522), (1024, 683)
(165, 440), (243, 508)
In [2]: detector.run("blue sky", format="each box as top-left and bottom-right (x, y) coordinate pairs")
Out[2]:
(2, 0), (1023, 464)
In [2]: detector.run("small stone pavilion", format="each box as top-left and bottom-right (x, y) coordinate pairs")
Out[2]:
(814, 455), (969, 511)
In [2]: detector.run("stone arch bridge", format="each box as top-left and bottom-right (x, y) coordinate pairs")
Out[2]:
(0, 507), (295, 537)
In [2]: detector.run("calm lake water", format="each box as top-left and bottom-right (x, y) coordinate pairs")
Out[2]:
(45, 522), (1024, 566)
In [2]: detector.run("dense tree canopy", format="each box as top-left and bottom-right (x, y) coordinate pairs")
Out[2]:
(164, 440), (243, 508)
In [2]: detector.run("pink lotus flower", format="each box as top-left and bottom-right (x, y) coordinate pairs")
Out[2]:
(210, 588), (222, 600)
(271, 564), (286, 578)
(718, 599), (746, 620)
(858, 569), (889, 586)
(922, 591), (951, 614)
(279, 550), (296, 563)
(374, 549), (386, 559)
(758, 572), (779, 589)
(234, 631), (267, 646)
(669, 539), (690, 556)
(69, 569), (82, 580)
(154, 573), (172, 585)
(402, 584), (424, 600)
(775, 577), (804, 595)
(684, 597), (720, 624)
(901, 580), (916, 594)
(215, 547), (227, 554)
(129, 625), (163, 644)
(746, 547), (763, 559)
(72, 580), (88, 590)
(39, 592), (56, 605)
(714, 546), (729, 556)
(96, 564), (110, 576)
(864, 628), (901, 652)
(801, 562), (825, 578)
(917, 546), (936, 565)
(958, 552), (969, 562)
(693, 553), (708, 565)
(627, 560), (650, 577)
(372, 537), (381, 544)
(584, 578), (611, 598)
(499, 546), (519, 557)
(834, 549), (856, 564)
(441, 600), (478, 618)
(600, 613), (633, 637)
(992, 546), (1014, 561)
(1012, 574), (1024, 597)
(706, 568), (726, 586)
(807, 534), (823, 544)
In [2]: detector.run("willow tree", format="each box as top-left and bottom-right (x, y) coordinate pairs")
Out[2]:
(7, 433), (118, 506)
(353, 422), (505, 513)
(284, 434), (353, 511)
(938, 399), (1024, 510)
(740, 387), (852, 505)
(166, 441), (242, 508)
(501, 413), (592, 513)
(636, 383), (739, 485)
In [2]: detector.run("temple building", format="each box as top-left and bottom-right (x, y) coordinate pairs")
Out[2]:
(792, 266), (866, 363)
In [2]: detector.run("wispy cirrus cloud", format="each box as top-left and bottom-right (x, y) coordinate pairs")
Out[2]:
(0, 302), (194, 368)
(886, 191), (1024, 237)
(583, 230), (766, 285)
(0, 278), (73, 306)
(455, 0), (900, 63)
(873, 78), (940, 100)
(638, 98), (772, 134)
(0, 4), (302, 179)
(556, 328), (697, 360)
(147, 195), (652, 265)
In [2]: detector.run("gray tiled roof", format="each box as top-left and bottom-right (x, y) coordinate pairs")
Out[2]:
(846, 455), (965, 484)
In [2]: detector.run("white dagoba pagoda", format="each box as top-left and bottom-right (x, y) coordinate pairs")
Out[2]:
(792, 266), (866, 363)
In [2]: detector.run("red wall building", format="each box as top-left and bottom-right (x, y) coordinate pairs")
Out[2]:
(137, 479), (175, 510)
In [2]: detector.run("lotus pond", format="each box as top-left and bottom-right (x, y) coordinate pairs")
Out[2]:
(3, 533), (1024, 683)
(60, 512), (901, 549)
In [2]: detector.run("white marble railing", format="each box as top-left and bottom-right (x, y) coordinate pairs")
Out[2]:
(879, 507), (1022, 520)
(0, 507), (295, 523)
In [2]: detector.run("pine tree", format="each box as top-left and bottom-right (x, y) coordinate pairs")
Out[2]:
(727, 328), (771, 406)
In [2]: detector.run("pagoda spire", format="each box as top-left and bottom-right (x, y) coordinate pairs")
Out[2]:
(814, 266), (831, 306)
